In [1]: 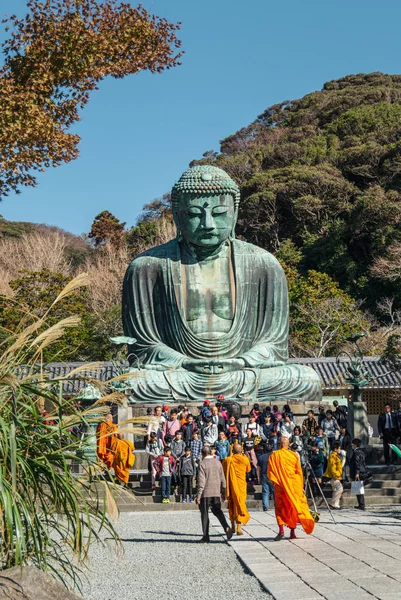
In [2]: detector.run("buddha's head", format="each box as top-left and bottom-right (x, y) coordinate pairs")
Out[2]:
(171, 165), (240, 249)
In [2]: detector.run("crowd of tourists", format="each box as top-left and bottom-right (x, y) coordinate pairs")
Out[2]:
(94, 397), (386, 543)
(143, 399), (369, 513)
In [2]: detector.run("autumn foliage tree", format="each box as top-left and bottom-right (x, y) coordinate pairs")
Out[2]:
(89, 210), (126, 247)
(0, 0), (182, 197)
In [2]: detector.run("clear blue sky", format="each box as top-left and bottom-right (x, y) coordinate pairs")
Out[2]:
(1, 0), (401, 235)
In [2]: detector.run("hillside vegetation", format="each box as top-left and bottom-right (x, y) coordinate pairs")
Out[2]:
(1, 73), (400, 361)
(194, 72), (401, 308)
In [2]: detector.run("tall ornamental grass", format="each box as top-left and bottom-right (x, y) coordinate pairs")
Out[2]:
(0, 274), (120, 589)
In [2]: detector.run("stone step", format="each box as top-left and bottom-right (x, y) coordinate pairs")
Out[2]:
(368, 464), (401, 473)
(131, 476), (401, 497)
(362, 480), (401, 488)
(322, 487), (401, 498)
(339, 496), (401, 507)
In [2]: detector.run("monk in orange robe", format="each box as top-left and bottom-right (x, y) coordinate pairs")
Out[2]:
(222, 443), (251, 535)
(268, 436), (315, 541)
(97, 413), (135, 484)
(96, 413), (117, 470)
(110, 434), (135, 484)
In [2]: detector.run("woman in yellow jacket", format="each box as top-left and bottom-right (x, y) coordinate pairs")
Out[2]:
(323, 441), (343, 509)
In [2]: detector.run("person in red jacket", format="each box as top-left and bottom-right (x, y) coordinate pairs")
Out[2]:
(155, 447), (176, 503)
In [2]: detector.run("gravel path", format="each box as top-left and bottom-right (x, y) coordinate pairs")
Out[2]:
(81, 512), (270, 600)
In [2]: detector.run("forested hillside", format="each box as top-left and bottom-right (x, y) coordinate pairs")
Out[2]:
(1, 73), (400, 362)
(194, 72), (401, 307)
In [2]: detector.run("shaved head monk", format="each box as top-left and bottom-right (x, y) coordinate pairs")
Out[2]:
(268, 436), (315, 541)
(222, 443), (251, 535)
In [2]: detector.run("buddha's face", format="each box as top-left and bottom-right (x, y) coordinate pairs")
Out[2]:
(176, 193), (235, 248)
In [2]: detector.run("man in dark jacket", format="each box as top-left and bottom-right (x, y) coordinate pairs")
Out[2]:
(350, 438), (369, 511)
(396, 399), (401, 439)
(257, 442), (275, 511)
(333, 400), (348, 429)
(378, 403), (397, 465)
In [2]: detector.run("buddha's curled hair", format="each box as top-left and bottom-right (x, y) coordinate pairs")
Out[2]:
(171, 165), (240, 210)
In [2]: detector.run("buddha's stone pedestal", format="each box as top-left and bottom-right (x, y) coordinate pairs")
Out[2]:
(348, 401), (369, 447)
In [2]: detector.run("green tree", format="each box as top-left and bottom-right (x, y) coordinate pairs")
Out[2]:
(285, 267), (369, 357)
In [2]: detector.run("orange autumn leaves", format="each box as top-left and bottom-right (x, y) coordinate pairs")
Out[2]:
(0, 0), (182, 197)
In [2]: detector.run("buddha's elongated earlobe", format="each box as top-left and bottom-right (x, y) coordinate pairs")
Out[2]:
(230, 207), (239, 240)
(173, 211), (183, 241)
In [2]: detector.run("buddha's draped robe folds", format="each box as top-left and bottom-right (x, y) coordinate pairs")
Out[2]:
(268, 448), (315, 534)
(122, 238), (321, 402)
(96, 421), (116, 470)
(223, 454), (251, 525)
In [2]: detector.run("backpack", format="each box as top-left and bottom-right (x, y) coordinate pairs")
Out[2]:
(223, 400), (242, 419)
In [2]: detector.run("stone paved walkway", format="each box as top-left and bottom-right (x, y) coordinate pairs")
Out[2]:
(211, 508), (401, 600)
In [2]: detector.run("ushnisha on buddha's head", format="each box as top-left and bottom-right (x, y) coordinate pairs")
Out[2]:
(171, 165), (240, 249)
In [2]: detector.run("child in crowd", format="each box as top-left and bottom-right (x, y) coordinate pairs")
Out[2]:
(179, 446), (196, 503)
(145, 432), (164, 489)
(171, 430), (185, 490)
(215, 431), (230, 461)
(190, 430), (202, 464)
(157, 447), (176, 503)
